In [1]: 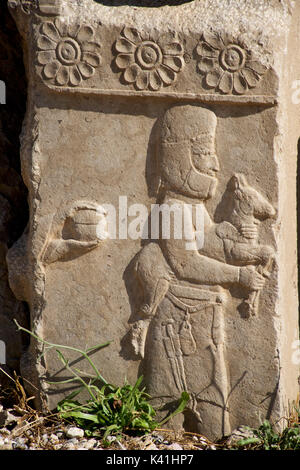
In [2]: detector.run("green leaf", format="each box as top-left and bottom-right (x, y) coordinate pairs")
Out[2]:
(103, 424), (121, 442)
(158, 391), (190, 426)
(237, 437), (261, 446)
(61, 410), (100, 423)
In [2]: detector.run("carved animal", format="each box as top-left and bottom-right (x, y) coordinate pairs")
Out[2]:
(216, 173), (275, 268)
(216, 173), (276, 315)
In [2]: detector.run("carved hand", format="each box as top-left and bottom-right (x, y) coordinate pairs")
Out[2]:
(43, 238), (101, 264)
(239, 265), (265, 291)
(239, 223), (258, 239)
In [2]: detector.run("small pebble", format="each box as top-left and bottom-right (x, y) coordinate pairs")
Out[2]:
(66, 426), (84, 439)
(0, 410), (18, 427)
(146, 443), (158, 450)
(0, 428), (10, 436)
(12, 437), (28, 450)
(54, 444), (63, 450)
(62, 442), (76, 450)
(5, 411), (19, 425)
(167, 443), (183, 450)
(50, 433), (59, 443)
(70, 438), (79, 443)
(81, 439), (97, 450)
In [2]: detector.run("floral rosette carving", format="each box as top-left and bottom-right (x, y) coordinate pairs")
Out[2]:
(37, 19), (101, 87)
(8, 0), (38, 14)
(196, 31), (268, 95)
(114, 27), (185, 91)
(20, 0), (38, 14)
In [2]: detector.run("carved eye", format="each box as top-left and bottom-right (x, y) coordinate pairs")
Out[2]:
(238, 199), (252, 215)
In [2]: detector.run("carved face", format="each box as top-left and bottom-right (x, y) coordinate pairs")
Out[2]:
(160, 105), (219, 200)
(190, 140), (220, 177)
(160, 139), (219, 200)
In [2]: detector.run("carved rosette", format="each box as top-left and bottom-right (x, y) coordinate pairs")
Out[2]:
(196, 31), (267, 94)
(37, 19), (101, 87)
(20, 0), (38, 14)
(8, 0), (38, 14)
(114, 27), (185, 91)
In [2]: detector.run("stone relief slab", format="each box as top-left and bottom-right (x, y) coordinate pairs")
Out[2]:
(6, 0), (299, 440)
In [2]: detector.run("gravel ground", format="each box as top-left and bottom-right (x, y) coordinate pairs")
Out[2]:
(0, 403), (250, 451)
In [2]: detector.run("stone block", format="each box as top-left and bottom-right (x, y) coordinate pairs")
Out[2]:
(6, 0), (300, 440)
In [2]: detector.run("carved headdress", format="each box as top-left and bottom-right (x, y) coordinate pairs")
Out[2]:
(159, 105), (218, 200)
(161, 104), (217, 144)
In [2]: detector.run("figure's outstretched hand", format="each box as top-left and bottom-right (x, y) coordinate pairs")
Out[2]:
(43, 238), (101, 264)
(239, 265), (265, 291)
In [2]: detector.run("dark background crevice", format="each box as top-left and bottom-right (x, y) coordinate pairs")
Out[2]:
(0, 1), (29, 382)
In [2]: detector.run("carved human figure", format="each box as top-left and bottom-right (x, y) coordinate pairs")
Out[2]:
(132, 104), (274, 439)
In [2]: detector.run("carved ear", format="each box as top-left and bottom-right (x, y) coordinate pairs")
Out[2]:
(229, 173), (247, 191)
(228, 174), (240, 191)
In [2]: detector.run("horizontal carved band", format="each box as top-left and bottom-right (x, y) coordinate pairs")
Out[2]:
(41, 84), (277, 106)
(8, 0), (60, 15)
(33, 19), (272, 100)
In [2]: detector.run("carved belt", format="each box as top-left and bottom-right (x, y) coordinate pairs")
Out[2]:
(167, 283), (224, 314)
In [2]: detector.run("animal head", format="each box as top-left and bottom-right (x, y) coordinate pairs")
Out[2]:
(228, 173), (276, 221)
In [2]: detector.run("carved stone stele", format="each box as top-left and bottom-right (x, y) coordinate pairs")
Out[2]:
(5, 0), (299, 440)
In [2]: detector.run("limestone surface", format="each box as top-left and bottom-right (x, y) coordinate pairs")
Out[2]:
(5, 0), (300, 440)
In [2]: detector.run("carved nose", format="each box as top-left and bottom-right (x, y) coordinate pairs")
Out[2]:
(211, 155), (220, 173)
(267, 204), (276, 218)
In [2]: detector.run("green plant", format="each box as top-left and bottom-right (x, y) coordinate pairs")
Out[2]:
(236, 419), (300, 450)
(57, 376), (189, 443)
(14, 320), (189, 444)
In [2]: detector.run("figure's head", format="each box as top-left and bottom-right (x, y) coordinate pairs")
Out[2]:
(160, 105), (219, 200)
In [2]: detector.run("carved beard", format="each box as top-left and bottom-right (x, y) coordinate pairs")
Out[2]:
(182, 167), (218, 200)
(160, 142), (218, 200)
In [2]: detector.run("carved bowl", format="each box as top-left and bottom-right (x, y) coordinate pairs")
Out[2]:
(63, 207), (105, 242)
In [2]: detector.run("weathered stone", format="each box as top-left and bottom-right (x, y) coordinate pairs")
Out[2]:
(12, 436), (28, 450)
(226, 425), (256, 445)
(6, 0), (300, 441)
(49, 433), (59, 443)
(66, 426), (84, 439)
(61, 441), (76, 450)
(0, 409), (19, 427)
(1, 438), (13, 450)
(167, 443), (183, 450)
(81, 438), (97, 450)
(145, 443), (159, 451)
